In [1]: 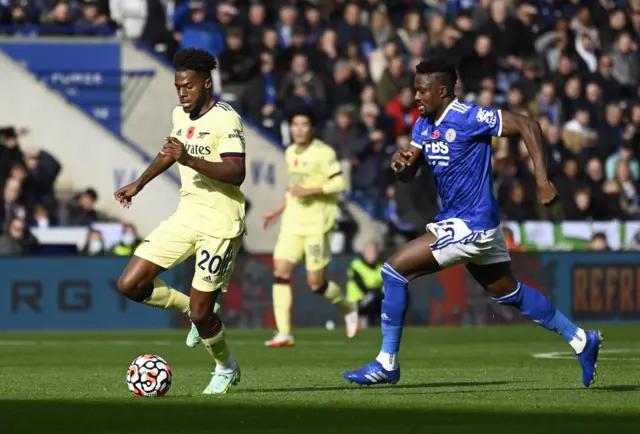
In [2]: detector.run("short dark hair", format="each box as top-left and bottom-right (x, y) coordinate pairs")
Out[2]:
(289, 107), (316, 127)
(415, 59), (458, 91)
(173, 48), (218, 77)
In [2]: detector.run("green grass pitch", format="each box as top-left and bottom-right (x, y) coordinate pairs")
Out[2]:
(1, 325), (639, 434)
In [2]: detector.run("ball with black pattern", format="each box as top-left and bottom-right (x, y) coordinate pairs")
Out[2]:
(126, 354), (172, 397)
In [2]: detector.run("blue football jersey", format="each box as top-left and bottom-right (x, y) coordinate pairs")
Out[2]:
(410, 99), (502, 231)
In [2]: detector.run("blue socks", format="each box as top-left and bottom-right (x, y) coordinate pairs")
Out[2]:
(377, 263), (408, 370)
(494, 282), (586, 352)
(375, 269), (588, 370)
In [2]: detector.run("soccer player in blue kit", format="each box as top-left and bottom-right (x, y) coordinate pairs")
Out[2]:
(343, 60), (603, 388)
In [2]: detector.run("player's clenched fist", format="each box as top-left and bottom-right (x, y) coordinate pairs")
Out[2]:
(391, 150), (414, 172)
(537, 179), (558, 206)
(161, 137), (190, 164)
(114, 182), (141, 208)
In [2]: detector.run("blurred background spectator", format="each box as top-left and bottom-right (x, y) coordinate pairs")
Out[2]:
(1, 0), (639, 253)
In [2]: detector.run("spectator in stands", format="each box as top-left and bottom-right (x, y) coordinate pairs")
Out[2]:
(606, 142), (640, 180)
(33, 205), (51, 228)
(24, 148), (60, 223)
(587, 232), (611, 251)
(323, 104), (365, 160)
(0, 216), (37, 256)
(384, 86), (419, 137)
(350, 128), (387, 218)
(39, 0), (74, 34)
(375, 55), (408, 107)
(279, 52), (327, 119)
(111, 223), (141, 256)
(240, 51), (282, 138)
(610, 32), (639, 92)
(67, 188), (99, 226)
(0, 127), (23, 184)
(173, 0), (225, 57)
(1, 178), (27, 233)
(75, 0), (109, 30)
(82, 228), (106, 256)
(218, 27), (256, 85)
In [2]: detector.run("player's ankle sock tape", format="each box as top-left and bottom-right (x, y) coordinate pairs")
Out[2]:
(380, 263), (409, 355)
(493, 282), (578, 342)
(196, 313), (223, 340)
(272, 283), (292, 335)
(313, 281), (329, 295)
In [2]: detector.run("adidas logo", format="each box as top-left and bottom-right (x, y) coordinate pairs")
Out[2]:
(381, 313), (391, 322)
(176, 129), (182, 136)
(202, 276), (213, 283)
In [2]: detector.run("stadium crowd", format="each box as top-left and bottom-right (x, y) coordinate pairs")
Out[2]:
(1, 0), (640, 254)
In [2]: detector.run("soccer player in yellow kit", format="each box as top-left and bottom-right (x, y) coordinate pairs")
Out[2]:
(262, 109), (360, 347)
(114, 48), (244, 394)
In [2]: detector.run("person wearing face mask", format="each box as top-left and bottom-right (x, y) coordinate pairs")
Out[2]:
(111, 224), (141, 256)
(82, 228), (106, 257)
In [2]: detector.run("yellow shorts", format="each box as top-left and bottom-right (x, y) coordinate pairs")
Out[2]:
(134, 217), (242, 292)
(273, 230), (332, 271)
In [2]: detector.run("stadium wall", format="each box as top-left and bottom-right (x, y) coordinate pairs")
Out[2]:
(0, 257), (184, 331)
(2, 252), (640, 331)
(0, 49), (180, 236)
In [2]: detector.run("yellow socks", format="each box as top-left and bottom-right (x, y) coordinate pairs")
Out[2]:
(142, 278), (190, 313)
(201, 324), (236, 373)
(322, 281), (353, 315)
(272, 280), (293, 335)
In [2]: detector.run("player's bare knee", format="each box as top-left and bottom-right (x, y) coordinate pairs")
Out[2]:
(306, 270), (325, 292)
(273, 260), (293, 281)
(189, 302), (210, 325)
(117, 273), (145, 298)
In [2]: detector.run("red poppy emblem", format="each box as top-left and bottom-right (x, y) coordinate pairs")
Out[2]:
(432, 131), (440, 139)
(187, 126), (195, 139)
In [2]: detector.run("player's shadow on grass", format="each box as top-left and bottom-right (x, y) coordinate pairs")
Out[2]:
(2, 399), (637, 434)
(597, 385), (640, 392)
(237, 380), (515, 394)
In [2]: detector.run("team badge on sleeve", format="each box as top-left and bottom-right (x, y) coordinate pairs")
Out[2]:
(476, 108), (497, 128)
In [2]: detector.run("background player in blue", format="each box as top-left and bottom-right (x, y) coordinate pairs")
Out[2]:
(343, 60), (603, 388)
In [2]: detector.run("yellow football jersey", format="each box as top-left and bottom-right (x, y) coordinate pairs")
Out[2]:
(281, 139), (342, 235)
(170, 101), (246, 239)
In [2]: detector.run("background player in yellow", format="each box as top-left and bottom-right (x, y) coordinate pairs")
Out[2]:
(262, 109), (359, 347)
(113, 48), (245, 394)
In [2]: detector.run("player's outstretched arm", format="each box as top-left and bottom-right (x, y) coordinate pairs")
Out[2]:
(114, 152), (174, 208)
(137, 152), (175, 189)
(499, 110), (557, 205)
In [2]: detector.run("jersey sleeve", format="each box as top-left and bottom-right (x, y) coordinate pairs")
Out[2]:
(320, 146), (342, 179)
(410, 119), (424, 149)
(217, 111), (246, 160)
(465, 105), (503, 137)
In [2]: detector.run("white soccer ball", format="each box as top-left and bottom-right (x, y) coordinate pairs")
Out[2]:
(126, 354), (172, 397)
(326, 320), (336, 331)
